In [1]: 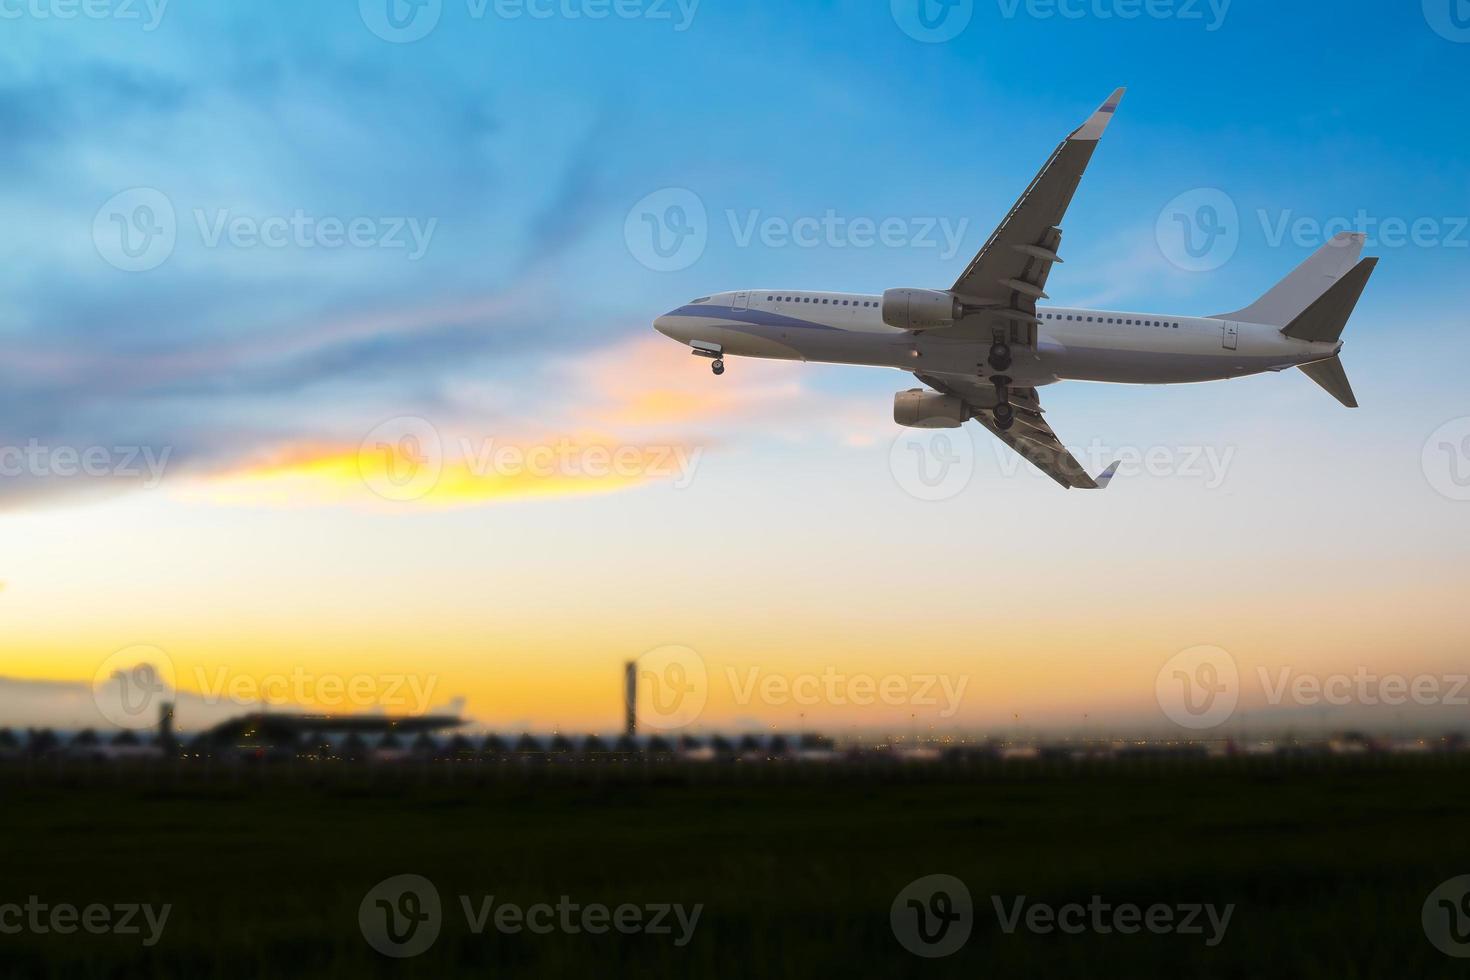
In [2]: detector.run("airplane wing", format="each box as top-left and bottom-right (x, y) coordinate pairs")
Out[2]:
(915, 373), (1119, 490)
(945, 88), (1125, 346)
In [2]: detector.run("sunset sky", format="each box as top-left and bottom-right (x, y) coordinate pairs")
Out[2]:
(2, 2), (1468, 735)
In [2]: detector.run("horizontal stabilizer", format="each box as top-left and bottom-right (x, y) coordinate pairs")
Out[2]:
(1281, 257), (1377, 343)
(1298, 355), (1358, 409)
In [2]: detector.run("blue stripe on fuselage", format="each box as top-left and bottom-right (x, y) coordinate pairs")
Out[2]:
(669, 304), (843, 332)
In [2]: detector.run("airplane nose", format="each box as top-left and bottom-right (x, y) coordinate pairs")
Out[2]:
(654, 313), (690, 343)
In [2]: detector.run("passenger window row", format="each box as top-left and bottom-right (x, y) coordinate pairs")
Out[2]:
(1041, 312), (1180, 328)
(766, 295), (878, 307)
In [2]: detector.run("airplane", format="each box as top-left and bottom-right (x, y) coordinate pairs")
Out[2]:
(652, 89), (1376, 489)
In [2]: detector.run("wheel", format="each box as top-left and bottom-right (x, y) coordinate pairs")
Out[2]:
(994, 403), (1014, 430)
(711, 359), (725, 376)
(988, 342), (1012, 373)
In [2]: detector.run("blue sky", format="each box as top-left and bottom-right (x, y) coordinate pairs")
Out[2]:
(1, 1), (1468, 733)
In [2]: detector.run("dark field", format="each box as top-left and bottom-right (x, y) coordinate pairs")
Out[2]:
(3, 754), (1469, 978)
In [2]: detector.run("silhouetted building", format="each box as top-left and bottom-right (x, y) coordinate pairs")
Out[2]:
(624, 660), (637, 738)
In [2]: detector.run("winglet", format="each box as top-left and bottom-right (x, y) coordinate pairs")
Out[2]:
(1071, 88), (1126, 142)
(1092, 460), (1122, 489)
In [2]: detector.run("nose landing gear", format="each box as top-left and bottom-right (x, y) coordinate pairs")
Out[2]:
(690, 340), (725, 376)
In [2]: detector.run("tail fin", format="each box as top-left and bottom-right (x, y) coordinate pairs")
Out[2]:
(1213, 232), (1365, 327)
(1298, 355), (1358, 408)
(1280, 257), (1377, 343)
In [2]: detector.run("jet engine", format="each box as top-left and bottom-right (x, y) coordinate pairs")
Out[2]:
(893, 389), (968, 428)
(881, 288), (964, 331)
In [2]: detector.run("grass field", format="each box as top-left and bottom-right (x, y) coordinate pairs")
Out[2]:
(2, 754), (1468, 978)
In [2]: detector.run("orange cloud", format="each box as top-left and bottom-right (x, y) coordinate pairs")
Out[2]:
(181, 431), (700, 509)
(176, 331), (878, 509)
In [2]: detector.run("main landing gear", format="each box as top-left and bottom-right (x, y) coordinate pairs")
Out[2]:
(990, 374), (1014, 431)
(988, 341), (1012, 373)
(988, 339), (1014, 430)
(711, 358), (725, 376)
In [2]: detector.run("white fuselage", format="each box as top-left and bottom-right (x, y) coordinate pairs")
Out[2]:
(653, 290), (1341, 387)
